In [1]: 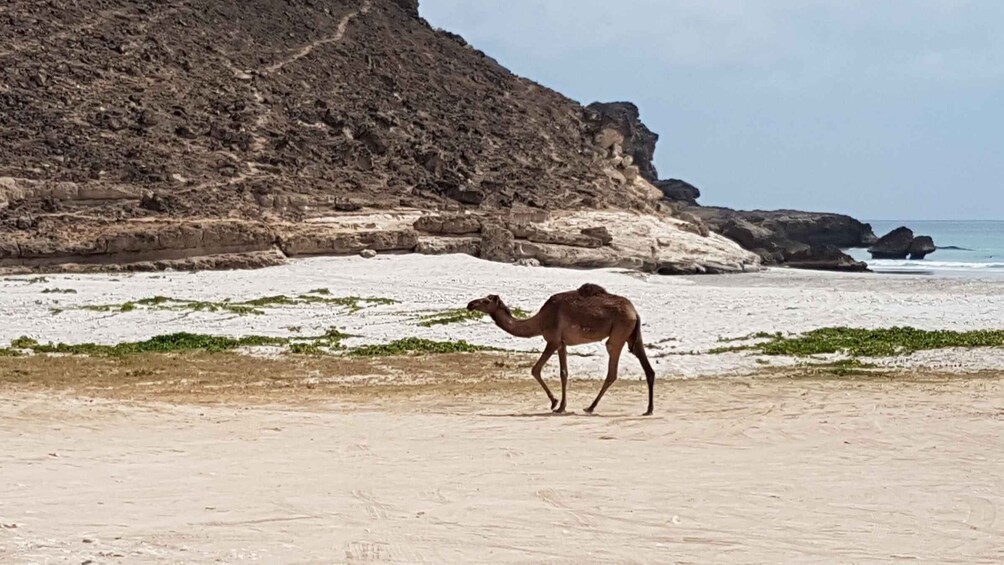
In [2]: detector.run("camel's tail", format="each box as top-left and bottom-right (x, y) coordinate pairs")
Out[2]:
(629, 316), (656, 415)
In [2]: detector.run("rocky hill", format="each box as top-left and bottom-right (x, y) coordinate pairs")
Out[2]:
(0, 0), (758, 274)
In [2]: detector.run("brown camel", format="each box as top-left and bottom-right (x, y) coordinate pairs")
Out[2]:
(467, 283), (656, 415)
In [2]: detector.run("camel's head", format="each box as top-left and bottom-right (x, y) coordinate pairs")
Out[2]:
(466, 294), (503, 314)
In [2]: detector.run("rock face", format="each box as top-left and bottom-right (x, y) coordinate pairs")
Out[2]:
(407, 210), (759, 274)
(584, 102), (660, 182)
(868, 227), (937, 260)
(690, 207), (875, 271)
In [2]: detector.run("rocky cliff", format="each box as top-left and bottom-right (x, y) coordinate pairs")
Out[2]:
(0, 0), (758, 274)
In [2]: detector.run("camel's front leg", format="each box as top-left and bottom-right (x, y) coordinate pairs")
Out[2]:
(555, 345), (568, 413)
(531, 342), (559, 410)
(585, 340), (624, 414)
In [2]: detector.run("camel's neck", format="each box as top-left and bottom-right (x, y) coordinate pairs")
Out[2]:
(490, 306), (541, 339)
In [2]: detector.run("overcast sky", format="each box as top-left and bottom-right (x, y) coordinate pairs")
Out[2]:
(420, 0), (1003, 220)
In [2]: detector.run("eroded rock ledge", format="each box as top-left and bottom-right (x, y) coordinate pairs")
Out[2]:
(0, 209), (760, 275)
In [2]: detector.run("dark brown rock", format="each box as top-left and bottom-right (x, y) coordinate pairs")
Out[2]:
(784, 245), (869, 272)
(694, 207), (877, 249)
(719, 218), (776, 251)
(868, 227), (915, 259)
(908, 235), (936, 260)
(656, 179), (701, 205)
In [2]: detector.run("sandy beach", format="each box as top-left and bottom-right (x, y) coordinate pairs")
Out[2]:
(2, 255), (1003, 563)
(3, 374), (1003, 564)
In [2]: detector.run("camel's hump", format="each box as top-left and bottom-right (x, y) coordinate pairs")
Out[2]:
(576, 283), (608, 297)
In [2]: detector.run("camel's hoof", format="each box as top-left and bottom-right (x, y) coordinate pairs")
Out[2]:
(553, 406), (566, 414)
(642, 410), (653, 416)
(583, 407), (595, 414)
(549, 398), (559, 410)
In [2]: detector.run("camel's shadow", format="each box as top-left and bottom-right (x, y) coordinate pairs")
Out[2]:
(481, 411), (578, 418)
(479, 411), (653, 420)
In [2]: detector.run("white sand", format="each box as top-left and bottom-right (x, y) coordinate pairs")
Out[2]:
(1, 254), (1002, 375)
(2, 378), (1003, 564)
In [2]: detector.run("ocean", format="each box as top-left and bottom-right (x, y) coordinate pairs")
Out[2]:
(845, 220), (1004, 277)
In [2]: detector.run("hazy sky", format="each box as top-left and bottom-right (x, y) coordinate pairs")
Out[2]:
(420, 1), (1003, 220)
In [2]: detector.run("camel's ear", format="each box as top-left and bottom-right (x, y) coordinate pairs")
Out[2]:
(487, 294), (501, 304)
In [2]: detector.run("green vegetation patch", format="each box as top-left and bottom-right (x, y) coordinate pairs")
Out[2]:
(348, 338), (502, 357)
(9, 333), (286, 356)
(415, 307), (530, 327)
(70, 290), (398, 317)
(7, 276), (51, 284)
(7, 327), (352, 357)
(716, 326), (1004, 358)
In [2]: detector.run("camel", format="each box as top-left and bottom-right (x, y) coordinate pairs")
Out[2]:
(467, 283), (656, 415)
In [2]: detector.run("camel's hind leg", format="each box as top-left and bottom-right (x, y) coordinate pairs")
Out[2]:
(584, 336), (626, 414)
(628, 319), (656, 416)
(532, 342), (560, 410)
(555, 345), (569, 413)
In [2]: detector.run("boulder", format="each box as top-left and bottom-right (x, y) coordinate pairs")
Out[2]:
(908, 236), (936, 260)
(784, 244), (869, 272)
(360, 249), (377, 258)
(656, 179), (701, 205)
(479, 223), (515, 263)
(868, 227), (915, 259)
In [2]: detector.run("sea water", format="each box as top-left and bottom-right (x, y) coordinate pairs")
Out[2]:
(845, 220), (1004, 277)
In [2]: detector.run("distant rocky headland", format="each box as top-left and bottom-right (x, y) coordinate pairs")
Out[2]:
(0, 0), (923, 275)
